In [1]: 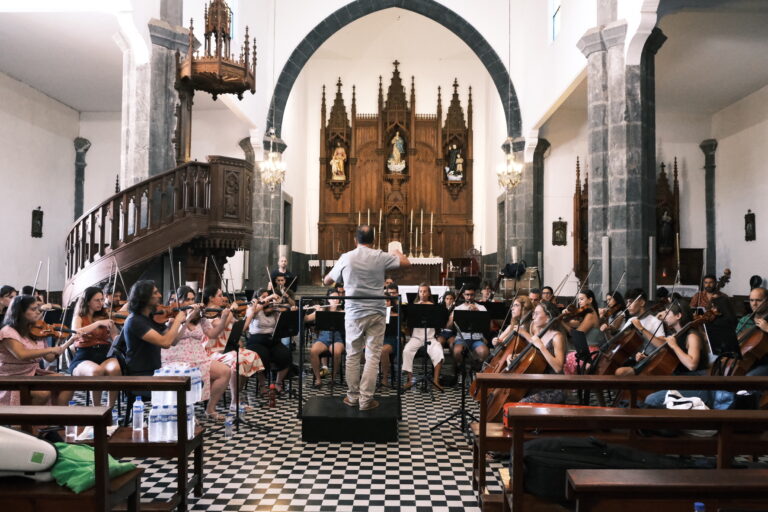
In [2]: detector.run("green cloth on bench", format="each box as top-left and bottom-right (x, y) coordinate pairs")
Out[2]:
(51, 443), (136, 494)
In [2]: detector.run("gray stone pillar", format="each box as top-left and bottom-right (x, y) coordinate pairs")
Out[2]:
(578, 21), (665, 294)
(73, 137), (91, 220)
(501, 138), (536, 265)
(532, 138), (550, 266)
(700, 139), (717, 274)
(240, 136), (282, 291)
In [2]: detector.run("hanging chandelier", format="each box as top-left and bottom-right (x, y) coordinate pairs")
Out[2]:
(498, 137), (523, 191)
(259, 128), (286, 191)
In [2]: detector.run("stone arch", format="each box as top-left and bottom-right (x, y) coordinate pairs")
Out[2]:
(265, 0), (521, 140)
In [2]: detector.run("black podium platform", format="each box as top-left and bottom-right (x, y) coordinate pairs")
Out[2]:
(302, 396), (399, 442)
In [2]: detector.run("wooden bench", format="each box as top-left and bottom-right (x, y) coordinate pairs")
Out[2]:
(0, 376), (204, 512)
(502, 406), (768, 512)
(474, 374), (768, 511)
(0, 405), (142, 511)
(566, 468), (768, 511)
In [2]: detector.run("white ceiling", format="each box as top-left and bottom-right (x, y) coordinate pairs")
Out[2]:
(0, 12), (123, 112)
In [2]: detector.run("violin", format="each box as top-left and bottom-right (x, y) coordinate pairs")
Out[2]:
(560, 304), (592, 322)
(29, 319), (78, 340)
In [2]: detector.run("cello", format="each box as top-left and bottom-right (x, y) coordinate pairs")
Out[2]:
(722, 300), (768, 376)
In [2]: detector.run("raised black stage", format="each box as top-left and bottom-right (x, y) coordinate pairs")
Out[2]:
(302, 396), (399, 442)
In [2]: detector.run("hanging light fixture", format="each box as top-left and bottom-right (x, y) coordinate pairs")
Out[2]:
(259, 0), (286, 191)
(497, 0), (523, 192)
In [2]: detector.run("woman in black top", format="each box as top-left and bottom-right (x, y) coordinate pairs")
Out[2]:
(122, 280), (188, 376)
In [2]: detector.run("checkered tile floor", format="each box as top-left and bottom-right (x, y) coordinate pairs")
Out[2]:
(109, 373), (502, 511)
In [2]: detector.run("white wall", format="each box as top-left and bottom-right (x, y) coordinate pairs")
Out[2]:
(80, 111), (121, 212)
(540, 107), (588, 296)
(712, 83), (768, 295)
(0, 71), (78, 289)
(188, 108), (251, 162)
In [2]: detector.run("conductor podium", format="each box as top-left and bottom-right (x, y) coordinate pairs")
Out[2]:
(298, 295), (401, 443)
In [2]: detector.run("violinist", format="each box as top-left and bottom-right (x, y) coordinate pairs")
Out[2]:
(203, 289), (264, 409)
(690, 274), (727, 310)
(122, 280), (188, 377)
(491, 296), (534, 348)
(0, 285), (18, 319)
(102, 285), (124, 313)
(305, 289), (345, 388)
(480, 281), (497, 303)
(540, 286), (554, 306)
(21, 286), (60, 312)
(269, 255), (297, 293)
(380, 283), (400, 387)
(0, 295), (72, 406)
(435, 291), (457, 346)
(505, 301), (567, 404)
(69, 286), (122, 407)
(563, 289), (602, 374)
(611, 288), (663, 344)
(402, 283), (444, 391)
(162, 286), (238, 421)
(450, 285), (489, 369)
(244, 289), (291, 394)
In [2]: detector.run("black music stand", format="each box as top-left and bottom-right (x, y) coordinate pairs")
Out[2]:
(223, 320), (270, 433)
(479, 301), (508, 339)
(405, 293), (439, 305)
(315, 311), (346, 389)
(570, 329), (597, 405)
(272, 310), (300, 399)
(406, 304), (443, 394)
(431, 310), (488, 440)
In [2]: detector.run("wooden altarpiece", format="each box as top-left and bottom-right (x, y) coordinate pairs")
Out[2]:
(318, 62), (474, 262)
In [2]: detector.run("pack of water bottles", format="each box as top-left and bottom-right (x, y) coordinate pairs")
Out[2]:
(147, 402), (195, 442)
(151, 364), (203, 406)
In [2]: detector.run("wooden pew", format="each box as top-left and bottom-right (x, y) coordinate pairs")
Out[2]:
(0, 405), (143, 511)
(0, 376), (203, 512)
(566, 468), (768, 511)
(502, 407), (768, 512)
(473, 374), (768, 512)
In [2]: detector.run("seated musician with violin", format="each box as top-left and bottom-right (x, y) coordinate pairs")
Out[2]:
(540, 286), (554, 306)
(0, 294), (72, 406)
(563, 289), (602, 374)
(604, 288), (663, 343)
(450, 285), (489, 369)
(491, 295), (534, 348)
(102, 284), (124, 312)
(599, 291), (626, 332)
(504, 301), (567, 404)
(380, 283), (400, 388)
(69, 286), (122, 408)
(161, 286), (239, 420)
(403, 283), (444, 391)
(304, 289), (345, 389)
(122, 280), (189, 377)
(528, 288), (542, 306)
(244, 289), (292, 394)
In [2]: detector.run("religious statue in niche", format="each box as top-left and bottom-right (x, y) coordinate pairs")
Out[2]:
(445, 144), (464, 181)
(745, 209), (756, 242)
(658, 208), (674, 254)
(330, 143), (347, 181)
(552, 217), (567, 246)
(387, 130), (406, 173)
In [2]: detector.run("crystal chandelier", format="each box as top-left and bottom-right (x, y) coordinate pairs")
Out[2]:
(259, 128), (286, 191)
(497, 137), (523, 191)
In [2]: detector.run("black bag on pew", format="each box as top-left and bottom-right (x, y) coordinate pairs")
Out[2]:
(520, 436), (710, 504)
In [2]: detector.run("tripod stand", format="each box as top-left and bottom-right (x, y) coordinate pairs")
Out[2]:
(224, 320), (270, 433)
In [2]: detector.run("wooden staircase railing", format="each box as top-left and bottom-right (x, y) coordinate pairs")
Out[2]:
(64, 156), (253, 303)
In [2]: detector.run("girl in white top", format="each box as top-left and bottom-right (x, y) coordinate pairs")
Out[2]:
(403, 284), (444, 391)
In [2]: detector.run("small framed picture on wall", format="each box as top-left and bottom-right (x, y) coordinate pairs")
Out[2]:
(552, 217), (567, 246)
(745, 209), (756, 242)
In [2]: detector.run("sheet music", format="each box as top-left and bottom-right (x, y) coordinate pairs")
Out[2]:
(387, 241), (403, 253)
(386, 306), (392, 324)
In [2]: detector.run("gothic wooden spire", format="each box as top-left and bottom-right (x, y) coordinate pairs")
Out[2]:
(327, 77), (349, 131)
(320, 85), (326, 125)
(467, 86), (473, 129)
(443, 78), (466, 131)
(385, 60), (407, 112)
(575, 156), (581, 193)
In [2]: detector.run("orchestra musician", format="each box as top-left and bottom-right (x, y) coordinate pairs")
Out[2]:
(690, 274), (727, 310)
(380, 283), (400, 388)
(270, 255), (297, 292)
(563, 289), (601, 374)
(0, 285), (18, 318)
(304, 289), (345, 388)
(528, 288), (542, 305)
(738, 287), (768, 376)
(540, 286), (555, 306)
(491, 295), (534, 348)
(69, 286), (122, 407)
(402, 283), (444, 391)
(244, 289), (292, 394)
(607, 288), (664, 372)
(599, 291), (627, 332)
(449, 285), (489, 369)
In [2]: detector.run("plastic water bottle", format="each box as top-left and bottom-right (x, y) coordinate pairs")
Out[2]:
(694, 503), (705, 512)
(148, 406), (161, 442)
(224, 413), (234, 438)
(171, 369), (182, 405)
(160, 405), (170, 442)
(268, 384), (277, 408)
(112, 407), (119, 427)
(132, 396), (144, 431)
(187, 404), (195, 440)
(65, 401), (77, 439)
(169, 405), (178, 442)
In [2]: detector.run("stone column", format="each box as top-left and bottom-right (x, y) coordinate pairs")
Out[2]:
(700, 139), (717, 274)
(241, 133), (283, 291)
(578, 21), (665, 294)
(532, 138), (550, 266)
(501, 138), (536, 265)
(73, 137), (91, 220)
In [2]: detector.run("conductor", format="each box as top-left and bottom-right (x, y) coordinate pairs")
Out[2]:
(324, 225), (410, 410)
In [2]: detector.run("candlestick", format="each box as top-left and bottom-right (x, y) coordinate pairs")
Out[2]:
(378, 210), (383, 249)
(409, 230), (414, 258)
(429, 231), (434, 258)
(675, 232), (680, 270)
(415, 228), (419, 258)
(373, 227), (376, 247)
(410, 209), (413, 232)
(430, 212), (433, 233)
(358, 211), (361, 226)
(367, 208), (370, 225)
(420, 209), (424, 237)
(419, 225), (424, 258)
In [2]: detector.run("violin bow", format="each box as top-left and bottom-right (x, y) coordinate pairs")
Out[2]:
(552, 270), (572, 306)
(571, 263), (595, 306)
(200, 256), (208, 302)
(210, 254), (237, 306)
(31, 261), (43, 298)
(113, 259), (128, 303)
(168, 247), (178, 305)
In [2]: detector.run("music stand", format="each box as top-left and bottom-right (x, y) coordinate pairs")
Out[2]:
(271, 310), (300, 399)
(431, 310), (488, 440)
(315, 311), (346, 389)
(570, 329), (597, 405)
(223, 320), (270, 433)
(406, 304), (443, 394)
(455, 276), (480, 291)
